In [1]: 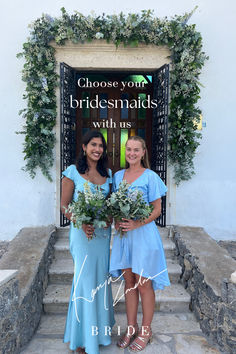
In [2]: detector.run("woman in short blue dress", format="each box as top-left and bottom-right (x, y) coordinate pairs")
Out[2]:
(110, 136), (170, 352)
(61, 131), (115, 354)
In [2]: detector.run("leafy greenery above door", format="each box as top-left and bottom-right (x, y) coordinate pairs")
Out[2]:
(17, 7), (208, 184)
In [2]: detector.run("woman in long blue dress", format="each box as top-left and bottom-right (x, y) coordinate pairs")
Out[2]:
(110, 135), (170, 352)
(61, 131), (115, 354)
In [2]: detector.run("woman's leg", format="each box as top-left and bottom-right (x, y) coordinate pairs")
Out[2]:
(123, 268), (139, 326)
(136, 275), (155, 329)
(117, 268), (139, 348)
(128, 275), (154, 351)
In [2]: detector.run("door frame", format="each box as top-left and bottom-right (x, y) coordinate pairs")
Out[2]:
(53, 41), (175, 227)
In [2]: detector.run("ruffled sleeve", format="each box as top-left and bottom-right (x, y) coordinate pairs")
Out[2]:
(107, 168), (112, 184)
(148, 170), (167, 202)
(112, 172), (119, 192)
(61, 164), (76, 182)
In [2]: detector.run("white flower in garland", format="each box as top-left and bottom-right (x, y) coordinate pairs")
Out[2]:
(41, 77), (48, 91)
(95, 32), (104, 39)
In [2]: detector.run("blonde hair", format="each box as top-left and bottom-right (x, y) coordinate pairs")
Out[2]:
(125, 135), (150, 169)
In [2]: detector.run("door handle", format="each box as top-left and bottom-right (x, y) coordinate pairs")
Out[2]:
(115, 151), (119, 157)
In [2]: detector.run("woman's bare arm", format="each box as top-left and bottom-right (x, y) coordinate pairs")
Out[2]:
(60, 177), (74, 221)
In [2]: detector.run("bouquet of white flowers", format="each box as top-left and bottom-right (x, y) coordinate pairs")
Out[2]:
(65, 182), (110, 239)
(106, 180), (153, 237)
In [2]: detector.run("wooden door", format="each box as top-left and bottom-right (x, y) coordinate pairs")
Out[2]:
(75, 73), (153, 173)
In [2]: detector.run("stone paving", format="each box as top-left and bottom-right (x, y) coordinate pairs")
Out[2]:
(20, 313), (221, 353)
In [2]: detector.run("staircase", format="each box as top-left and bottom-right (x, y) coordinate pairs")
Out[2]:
(21, 227), (220, 354)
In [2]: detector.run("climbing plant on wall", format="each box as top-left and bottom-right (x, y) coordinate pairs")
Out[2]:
(17, 7), (208, 184)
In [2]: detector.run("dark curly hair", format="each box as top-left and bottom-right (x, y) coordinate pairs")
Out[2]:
(76, 130), (109, 177)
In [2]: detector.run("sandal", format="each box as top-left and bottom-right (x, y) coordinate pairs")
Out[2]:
(117, 323), (139, 349)
(74, 348), (86, 354)
(128, 328), (153, 352)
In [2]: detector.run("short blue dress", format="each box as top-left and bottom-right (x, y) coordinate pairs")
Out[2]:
(110, 169), (170, 290)
(62, 165), (115, 354)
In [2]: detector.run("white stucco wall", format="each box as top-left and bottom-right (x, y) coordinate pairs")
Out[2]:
(0, 0), (235, 241)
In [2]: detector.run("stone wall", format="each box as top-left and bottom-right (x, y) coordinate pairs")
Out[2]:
(173, 226), (236, 354)
(0, 242), (9, 260)
(218, 241), (236, 260)
(0, 271), (19, 353)
(0, 225), (57, 354)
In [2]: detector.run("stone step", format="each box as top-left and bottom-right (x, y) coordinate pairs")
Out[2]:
(56, 227), (70, 239)
(48, 258), (181, 285)
(54, 236), (176, 260)
(29, 312), (201, 337)
(56, 226), (171, 240)
(22, 312), (217, 354)
(43, 283), (190, 315)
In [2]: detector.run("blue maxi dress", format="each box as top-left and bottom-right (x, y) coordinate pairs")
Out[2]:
(110, 169), (170, 290)
(62, 165), (115, 354)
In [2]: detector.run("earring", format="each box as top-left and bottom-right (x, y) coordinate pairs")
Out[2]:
(83, 150), (86, 156)
(142, 156), (144, 160)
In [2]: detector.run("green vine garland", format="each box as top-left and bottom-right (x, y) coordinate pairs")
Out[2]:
(17, 7), (208, 184)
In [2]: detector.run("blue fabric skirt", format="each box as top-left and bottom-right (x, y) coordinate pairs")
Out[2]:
(64, 225), (115, 354)
(110, 221), (170, 290)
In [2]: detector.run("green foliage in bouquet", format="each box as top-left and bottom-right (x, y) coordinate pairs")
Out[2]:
(107, 180), (154, 236)
(65, 182), (110, 237)
(17, 7), (208, 183)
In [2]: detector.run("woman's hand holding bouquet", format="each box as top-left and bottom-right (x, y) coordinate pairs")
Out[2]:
(64, 182), (110, 240)
(107, 180), (153, 237)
